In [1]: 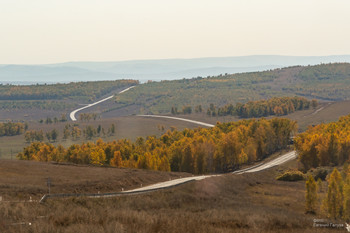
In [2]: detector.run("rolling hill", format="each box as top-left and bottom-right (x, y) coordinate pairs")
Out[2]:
(1, 55), (350, 84)
(117, 63), (350, 114)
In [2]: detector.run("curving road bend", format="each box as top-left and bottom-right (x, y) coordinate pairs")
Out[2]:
(69, 86), (135, 121)
(233, 151), (297, 174)
(121, 151), (297, 193)
(40, 150), (298, 201)
(137, 115), (215, 128)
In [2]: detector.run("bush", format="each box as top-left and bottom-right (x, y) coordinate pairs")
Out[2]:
(313, 168), (328, 181)
(276, 170), (305, 181)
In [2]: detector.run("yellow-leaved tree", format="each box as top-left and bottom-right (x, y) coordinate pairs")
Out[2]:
(324, 168), (343, 219)
(111, 151), (122, 167)
(91, 148), (106, 166)
(305, 175), (318, 214)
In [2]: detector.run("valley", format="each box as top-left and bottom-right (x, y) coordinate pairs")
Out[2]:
(1, 63), (350, 232)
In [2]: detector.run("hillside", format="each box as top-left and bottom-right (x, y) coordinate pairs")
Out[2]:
(0, 159), (330, 233)
(0, 160), (190, 200)
(0, 80), (137, 121)
(0, 80), (137, 101)
(117, 63), (350, 114)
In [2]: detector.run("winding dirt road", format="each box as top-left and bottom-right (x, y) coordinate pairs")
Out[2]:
(69, 86), (135, 121)
(137, 114), (215, 127)
(121, 151), (297, 193)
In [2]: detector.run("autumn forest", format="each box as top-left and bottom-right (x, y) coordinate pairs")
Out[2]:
(17, 118), (296, 174)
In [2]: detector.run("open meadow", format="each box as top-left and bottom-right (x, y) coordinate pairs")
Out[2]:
(0, 159), (335, 233)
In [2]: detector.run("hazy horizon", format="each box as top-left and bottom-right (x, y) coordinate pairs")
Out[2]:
(1, 55), (350, 85)
(1, 54), (350, 66)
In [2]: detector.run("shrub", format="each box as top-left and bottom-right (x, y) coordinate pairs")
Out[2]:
(313, 168), (328, 181)
(276, 170), (305, 181)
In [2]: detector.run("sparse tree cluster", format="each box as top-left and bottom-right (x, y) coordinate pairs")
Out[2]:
(39, 114), (68, 124)
(18, 118), (296, 174)
(46, 129), (59, 142)
(79, 113), (99, 122)
(171, 105), (199, 115)
(62, 124), (81, 140)
(0, 122), (25, 137)
(62, 123), (115, 140)
(83, 124), (115, 139)
(24, 130), (44, 142)
(306, 166), (350, 221)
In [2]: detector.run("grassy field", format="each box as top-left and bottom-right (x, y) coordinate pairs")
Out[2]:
(0, 115), (207, 159)
(0, 159), (336, 233)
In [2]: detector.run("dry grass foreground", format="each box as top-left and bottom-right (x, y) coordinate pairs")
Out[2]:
(0, 160), (190, 200)
(0, 160), (336, 233)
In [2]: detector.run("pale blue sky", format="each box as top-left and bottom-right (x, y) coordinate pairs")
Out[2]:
(1, 0), (349, 64)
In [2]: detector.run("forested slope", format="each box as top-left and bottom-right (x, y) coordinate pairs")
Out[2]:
(118, 63), (350, 114)
(0, 80), (137, 112)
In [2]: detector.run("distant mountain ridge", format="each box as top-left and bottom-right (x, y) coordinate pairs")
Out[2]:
(1, 55), (350, 84)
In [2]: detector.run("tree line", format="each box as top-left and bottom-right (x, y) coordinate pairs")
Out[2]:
(172, 97), (316, 118)
(0, 80), (137, 101)
(17, 118), (297, 174)
(0, 100), (75, 111)
(295, 114), (350, 170)
(207, 97), (316, 118)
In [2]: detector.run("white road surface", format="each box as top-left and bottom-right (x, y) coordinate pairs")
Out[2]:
(69, 86), (135, 121)
(233, 151), (297, 174)
(40, 150), (297, 201)
(137, 115), (215, 128)
(122, 175), (213, 193)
